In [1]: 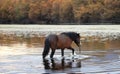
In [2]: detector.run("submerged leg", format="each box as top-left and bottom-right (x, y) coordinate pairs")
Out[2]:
(61, 49), (64, 57)
(50, 49), (56, 58)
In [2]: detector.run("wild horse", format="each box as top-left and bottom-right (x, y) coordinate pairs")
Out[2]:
(42, 32), (81, 59)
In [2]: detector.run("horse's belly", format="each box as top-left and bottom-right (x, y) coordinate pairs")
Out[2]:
(57, 40), (72, 49)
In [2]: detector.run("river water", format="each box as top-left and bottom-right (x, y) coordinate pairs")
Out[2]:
(0, 25), (120, 74)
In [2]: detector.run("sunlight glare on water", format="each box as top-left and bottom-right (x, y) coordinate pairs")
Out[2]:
(0, 44), (42, 56)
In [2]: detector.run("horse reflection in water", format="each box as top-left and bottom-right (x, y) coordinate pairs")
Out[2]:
(43, 58), (81, 70)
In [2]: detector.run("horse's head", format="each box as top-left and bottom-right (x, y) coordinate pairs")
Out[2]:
(74, 33), (80, 47)
(61, 32), (81, 47)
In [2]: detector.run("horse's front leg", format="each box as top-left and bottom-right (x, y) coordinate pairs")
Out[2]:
(61, 49), (64, 57)
(68, 47), (74, 56)
(50, 49), (56, 58)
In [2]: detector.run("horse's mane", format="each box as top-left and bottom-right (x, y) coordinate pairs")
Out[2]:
(61, 32), (79, 41)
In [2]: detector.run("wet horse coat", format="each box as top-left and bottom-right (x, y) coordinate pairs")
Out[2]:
(42, 32), (80, 59)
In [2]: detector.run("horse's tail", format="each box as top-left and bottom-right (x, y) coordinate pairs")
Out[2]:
(42, 38), (50, 59)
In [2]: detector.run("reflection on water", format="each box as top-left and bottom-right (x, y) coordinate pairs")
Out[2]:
(0, 33), (120, 50)
(0, 50), (120, 73)
(43, 58), (81, 70)
(81, 36), (120, 50)
(42, 50), (120, 73)
(0, 30), (120, 73)
(0, 44), (120, 73)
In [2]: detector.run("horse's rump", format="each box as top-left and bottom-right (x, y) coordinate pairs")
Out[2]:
(46, 34), (58, 49)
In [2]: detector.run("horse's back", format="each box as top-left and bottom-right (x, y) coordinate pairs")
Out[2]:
(46, 34), (57, 41)
(57, 34), (72, 49)
(45, 33), (73, 49)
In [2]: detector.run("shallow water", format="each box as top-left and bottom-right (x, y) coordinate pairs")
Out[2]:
(0, 25), (120, 73)
(0, 44), (120, 74)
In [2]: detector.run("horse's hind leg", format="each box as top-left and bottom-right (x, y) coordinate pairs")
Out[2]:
(50, 49), (56, 58)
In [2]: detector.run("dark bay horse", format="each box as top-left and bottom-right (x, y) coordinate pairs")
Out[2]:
(42, 32), (80, 59)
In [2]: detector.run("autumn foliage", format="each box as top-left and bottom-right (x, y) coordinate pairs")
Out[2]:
(0, 0), (120, 24)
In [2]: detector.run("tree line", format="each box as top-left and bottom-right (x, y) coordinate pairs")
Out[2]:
(0, 0), (120, 24)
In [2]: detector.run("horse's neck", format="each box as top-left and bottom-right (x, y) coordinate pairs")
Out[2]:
(64, 34), (74, 41)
